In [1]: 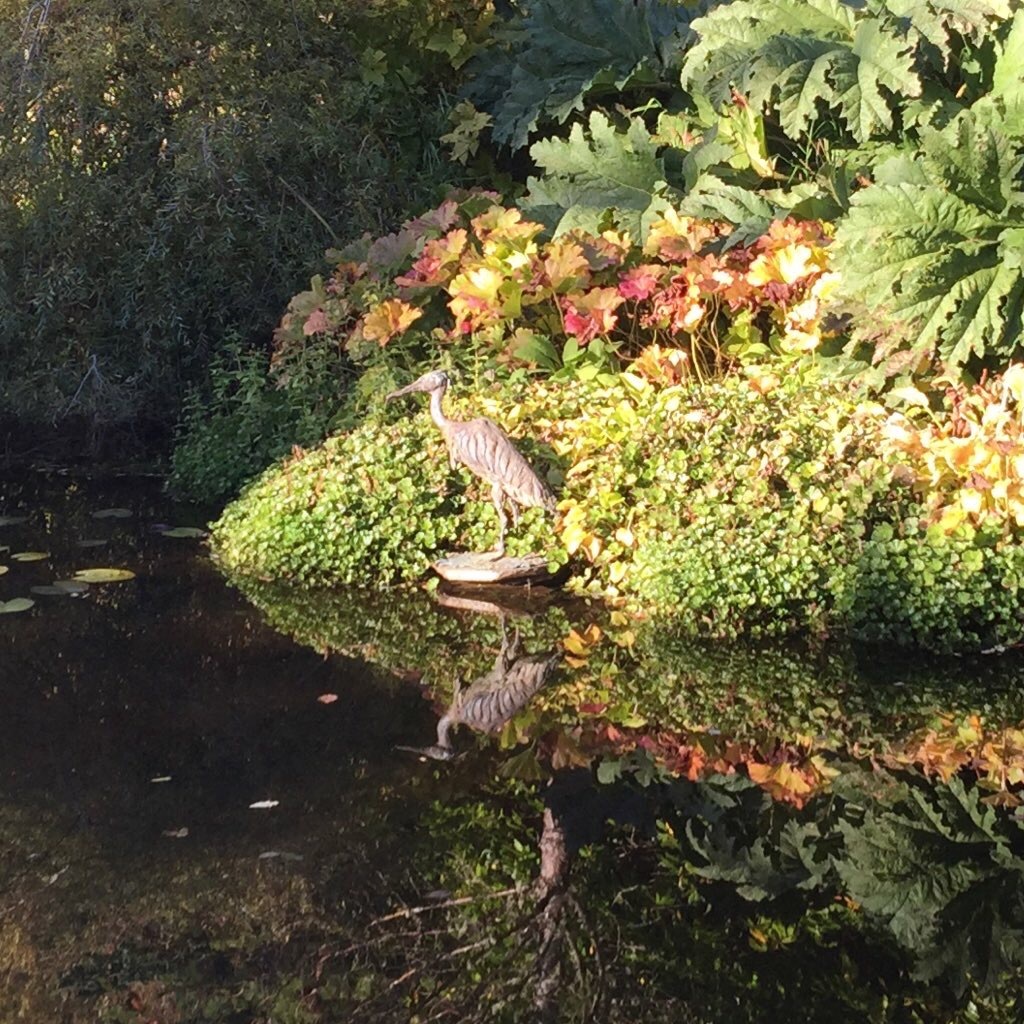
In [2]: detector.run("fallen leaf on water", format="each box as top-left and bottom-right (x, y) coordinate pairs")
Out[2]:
(91, 508), (132, 519)
(76, 539), (108, 548)
(162, 827), (189, 838)
(0, 566), (7, 575)
(11, 552), (49, 562)
(317, 693), (339, 704)
(158, 526), (208, 538)
(0, 598), (34, 614)
(249, 800), (279, 810)
(71, 568), (136, 583)
(258, 850), (304, 861)
(150, 776), (172, 783)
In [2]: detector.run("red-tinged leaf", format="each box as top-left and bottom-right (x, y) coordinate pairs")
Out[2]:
(362, 299), (424, 345)
(542, 239), (590, 293)
(447, 264), (506, 329)
(578, 702), (608, 715)
(396, 229), (468, 290)
(470, 205), (543, 244)
(365, 227), (421, 274)
(618, 264), (667, 300)
(317, 693), (339, 704)
(561, 288), (624, 344)
(644, 210), (720, 261)
(303, 308), (329, 335)
(630, 343), (690, 385)
(405, 199), (461, 237)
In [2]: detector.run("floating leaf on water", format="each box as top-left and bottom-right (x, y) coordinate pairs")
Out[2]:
(91, 508), (132, 519)
(0, 566), (7, 575)
(0, 515), (28, 527)
(76, 539), (108, 548)
(53, 580), (90, 594)
(249, 800), (279, 810)
(159, 526), (208, 538)
(0, 598), (35, 614)
(11, 551), (49, 562)
(162, 827), (189, 838)
(258, 850), (304, 861)
(70, 568), (136, 583)
(30, 586), (66, 596)
(150, 776), (172, 783)
(317, 693), (339, 704)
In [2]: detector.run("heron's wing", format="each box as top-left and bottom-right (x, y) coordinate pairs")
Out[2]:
(449, 418), (555, 510)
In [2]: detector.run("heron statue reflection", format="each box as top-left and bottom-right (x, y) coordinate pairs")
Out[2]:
(386, 370), (556, 557)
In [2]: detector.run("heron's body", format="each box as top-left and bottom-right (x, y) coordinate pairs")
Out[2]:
(388, 371), (556, 555)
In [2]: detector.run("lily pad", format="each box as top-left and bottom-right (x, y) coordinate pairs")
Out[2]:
(11, 552), (49, 562)
(159, 526), (208, 539)
(0, 515), (29, 527)
(91, 508), (132, 519)
(54, 579), (90, 594)
(71, 568), (136, 583)
(76, 539), (108, 548)
(0, 598), (35, 614)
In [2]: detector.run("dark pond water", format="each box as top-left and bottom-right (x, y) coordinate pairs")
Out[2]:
(4, 472), (1024, 1023)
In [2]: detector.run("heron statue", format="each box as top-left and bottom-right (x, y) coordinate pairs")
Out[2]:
(386, 370), (556, 557)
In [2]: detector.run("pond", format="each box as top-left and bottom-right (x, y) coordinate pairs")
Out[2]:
(3, 472), (1024, 1023)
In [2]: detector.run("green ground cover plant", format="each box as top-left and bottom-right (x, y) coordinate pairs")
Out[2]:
(211, 357), (1024, 651)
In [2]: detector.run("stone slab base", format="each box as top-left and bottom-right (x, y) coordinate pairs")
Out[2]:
(432, 551), (557, 585)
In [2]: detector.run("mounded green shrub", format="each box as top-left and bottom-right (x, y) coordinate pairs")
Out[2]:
(849, 522), (1024, 652)
(210, 397), (555, 587)
(211, 368), (1024, 652)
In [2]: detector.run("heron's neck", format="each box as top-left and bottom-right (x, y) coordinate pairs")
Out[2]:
(428, 386), (449, 430)
(436, 714), (454, 750)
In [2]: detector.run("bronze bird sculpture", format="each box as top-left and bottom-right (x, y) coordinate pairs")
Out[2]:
(386, 370), (556, 556)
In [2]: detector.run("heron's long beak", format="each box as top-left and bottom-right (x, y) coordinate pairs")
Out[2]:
(385, 380), (426, 401)
(394, 743), (458, 762)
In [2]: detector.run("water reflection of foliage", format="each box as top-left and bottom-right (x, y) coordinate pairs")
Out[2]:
(229, 575), (1024, 759)
(662, 762), (1024, 1004)
(6, 768), (1024, 1022)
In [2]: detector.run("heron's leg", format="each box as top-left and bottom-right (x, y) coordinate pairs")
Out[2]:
(487, 482), (507, 558)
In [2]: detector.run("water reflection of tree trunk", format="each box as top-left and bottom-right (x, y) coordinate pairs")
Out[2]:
(532, 805), (569, 1022)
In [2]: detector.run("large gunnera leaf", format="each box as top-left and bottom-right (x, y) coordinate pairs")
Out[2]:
(464, 0), (702, 151)
(834, 110), (1024, 373)
(520, 111), (669, 237)
(681, 0), (922, 144)
(972, 6), (1024, 140)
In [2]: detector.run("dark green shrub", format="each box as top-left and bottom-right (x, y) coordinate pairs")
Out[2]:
(0, 0), (480, 439)
(168, 338), (355, 504)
